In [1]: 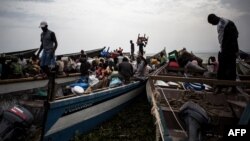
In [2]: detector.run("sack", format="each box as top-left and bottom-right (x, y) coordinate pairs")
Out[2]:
(71, 86), (85, 95)
(109, 77), (122, 88)
(69, 82), (89, 90)
(88, 75), (99, 86)
(168, 61), (179, 68)
(183, 82), (205, 91)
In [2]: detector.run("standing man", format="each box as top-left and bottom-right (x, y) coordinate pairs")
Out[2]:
(80, 50), (87, 59)
(130, 40), (135, 60)
(207, 14), (239, 93)
(137, 38), (145, 56)
(37, 21), (58, 75)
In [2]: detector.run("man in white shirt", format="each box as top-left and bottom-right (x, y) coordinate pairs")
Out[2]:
(208, 14), (239, 93)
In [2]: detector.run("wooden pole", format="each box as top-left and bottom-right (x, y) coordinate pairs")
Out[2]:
(40, 71), (56, 141)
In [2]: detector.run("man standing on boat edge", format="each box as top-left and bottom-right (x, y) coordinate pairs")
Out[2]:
(37, 21), (58, 76)
(207, 14), (239, 93)
(130, 40), (135, 61)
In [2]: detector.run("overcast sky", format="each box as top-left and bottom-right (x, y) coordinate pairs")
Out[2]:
(0, 0), (249, 55)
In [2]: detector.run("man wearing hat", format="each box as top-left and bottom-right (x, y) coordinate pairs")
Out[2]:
(37, 21), (58, 75)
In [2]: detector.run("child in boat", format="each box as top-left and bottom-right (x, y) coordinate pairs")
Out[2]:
(207, 56), (218, 73)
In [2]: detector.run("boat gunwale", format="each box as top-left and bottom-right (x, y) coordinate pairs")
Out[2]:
(49, 81), (142, 108)
(0, 73), (81, 84)
(147, 60), (250, 141)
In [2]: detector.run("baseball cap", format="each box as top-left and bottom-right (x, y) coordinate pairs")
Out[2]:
(39, 21), (48, 28)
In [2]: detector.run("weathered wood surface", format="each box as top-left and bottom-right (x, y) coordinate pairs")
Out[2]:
(150, 75), (250, 87)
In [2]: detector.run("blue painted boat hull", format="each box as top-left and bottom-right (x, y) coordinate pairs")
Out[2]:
(43, 81), (146, 141)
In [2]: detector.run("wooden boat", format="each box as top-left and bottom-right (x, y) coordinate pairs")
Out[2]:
(57, 47), (105, 58)
(146, 47), (167, 64)
(0, 47), (105, 95)
(237, 60), (250, 80)
(0, 48), (164, 141)
(39, 74), (146, 141)
(146, 63), (250, 141)
(0, 72), (147, 141)
(0, 48), (39, 59)
(0, 73), (81, 95)
(40, 49), (166, 141)
(239, 50), (250, 62)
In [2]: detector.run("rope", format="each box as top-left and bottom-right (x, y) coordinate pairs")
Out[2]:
(159, 88), (188, 137)
(149, 63), (186, 139)
(151, 91), (165, 140)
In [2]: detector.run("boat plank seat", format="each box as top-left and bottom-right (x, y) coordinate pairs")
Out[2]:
(19, 100), (44, 108)
(55, 94), (77, 100)
(165, 67), (185, 72)
(92, 87), (109, 93)
(54, 92), (91, 100)
(238, 75), (250, 80)
(227, 100), (247, 108)
(151, 75), (250, 87)
(168, 130), (186, 141)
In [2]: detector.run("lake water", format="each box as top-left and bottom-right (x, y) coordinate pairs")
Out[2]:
(195, 52), (218, 63)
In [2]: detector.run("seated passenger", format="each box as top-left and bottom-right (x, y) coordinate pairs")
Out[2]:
(0, 57), (9, 79)
(90, 59), (98, 72)
(80, 56), (91, 82)
(56, 56), (65, 75)
(159, 52), (167, 66)
(24, 60), (40, 77)
(65, 57), (76, 73)
(95, 63), (103, 78)
(18, 55), (27, 69)
(118, 57), (133, 83)
(31, 55), (41, 75)
(98, 63), (109, 80)
(10, 58), (23, 78)
(207, 56), (218, 73)
(135, 56), (148, 77)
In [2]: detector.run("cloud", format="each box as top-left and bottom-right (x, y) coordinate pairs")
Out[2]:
(220, 0), (250, 14)
(0, 0), (250, 54)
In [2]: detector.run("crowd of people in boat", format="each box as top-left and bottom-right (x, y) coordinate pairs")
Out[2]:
(160, 48), (219, 77)
(0, 48), (165, 81)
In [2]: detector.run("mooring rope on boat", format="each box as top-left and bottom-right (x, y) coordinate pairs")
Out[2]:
(151, 90), (166, 141)
(149, 64), (170, 141)
(150, 63), (187, 140)
(159, 88), (188, 137)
